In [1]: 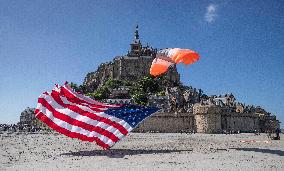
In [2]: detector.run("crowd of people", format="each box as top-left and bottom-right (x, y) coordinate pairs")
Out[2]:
(0, 124), (42, 133)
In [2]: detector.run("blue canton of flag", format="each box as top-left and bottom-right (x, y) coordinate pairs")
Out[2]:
(104, 105), (159, 127)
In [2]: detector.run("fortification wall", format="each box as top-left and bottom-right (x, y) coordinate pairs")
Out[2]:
(193, 104), (261, 133)
(134, 112), (194, 133)
(221, 114), (260, 132)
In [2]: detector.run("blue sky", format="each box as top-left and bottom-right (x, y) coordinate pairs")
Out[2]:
(0, 0), (283, 128)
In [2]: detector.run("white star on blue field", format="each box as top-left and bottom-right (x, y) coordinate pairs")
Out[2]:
(105, 105), (159, 127)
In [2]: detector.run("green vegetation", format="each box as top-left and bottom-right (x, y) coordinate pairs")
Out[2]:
(156, 90), (166, 96)
(130, 75), (165, 105)
(71, 76), (170, 105)
(104, 79), (124, 89)
(87, 86), (110, 100)
(70, 82), (87, 94)
(84, 79), (133, 100)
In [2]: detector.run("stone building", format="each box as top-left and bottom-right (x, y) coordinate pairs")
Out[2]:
(83, 25), (180, 93)
(213, 94), (236, 107)
(19, 107), (36, 125)
(109, 86), (131, 99)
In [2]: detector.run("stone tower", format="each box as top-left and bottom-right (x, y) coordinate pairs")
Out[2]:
(128, 25), (142, 57)
(193, 104), (222, 133)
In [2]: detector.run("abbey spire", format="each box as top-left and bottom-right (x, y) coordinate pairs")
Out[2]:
(134, 25), (139, 40)
(128, 25), (142, 57)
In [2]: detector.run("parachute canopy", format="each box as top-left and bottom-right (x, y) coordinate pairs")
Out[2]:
(150, 48), (200, 76)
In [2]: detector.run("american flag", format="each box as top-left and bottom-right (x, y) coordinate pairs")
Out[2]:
(34, 83), (158, 149)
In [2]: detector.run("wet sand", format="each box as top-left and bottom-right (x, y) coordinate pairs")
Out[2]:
(0, 133), (283, 170)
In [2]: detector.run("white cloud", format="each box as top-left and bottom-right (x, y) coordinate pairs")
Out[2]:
(205, 4), (217, 23)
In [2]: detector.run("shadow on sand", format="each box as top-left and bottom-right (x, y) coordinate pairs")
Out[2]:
(61, 149), (192, 158)
(230, 148), (284, 156)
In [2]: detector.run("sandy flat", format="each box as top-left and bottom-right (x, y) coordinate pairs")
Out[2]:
(0, 132), (283, 171)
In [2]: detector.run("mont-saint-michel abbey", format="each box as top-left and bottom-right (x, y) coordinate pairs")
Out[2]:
(80, 26), (280, 133)
(19, 26), (280, 134)
(83, 25), (180, 92)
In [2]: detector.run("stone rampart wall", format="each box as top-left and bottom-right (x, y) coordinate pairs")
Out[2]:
(221, 114), (259, 132)
(134, 112), (194, 133)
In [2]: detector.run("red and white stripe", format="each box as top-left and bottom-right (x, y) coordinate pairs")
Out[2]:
(35, 84), (133, 149)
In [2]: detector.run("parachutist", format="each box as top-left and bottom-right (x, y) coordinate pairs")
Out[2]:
(150, 48), (200, 76)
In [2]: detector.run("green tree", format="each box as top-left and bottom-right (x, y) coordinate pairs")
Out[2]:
(70, 82), (80, 92)
(130, 76), (163, 105)
(70, 82), (87, 94)
(87, 86), (110, 100)
(131, 91), (148, 105)
(105, 79), (123, 89)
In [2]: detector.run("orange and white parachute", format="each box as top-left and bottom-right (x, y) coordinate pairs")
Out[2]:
(150, 48), (200, 76)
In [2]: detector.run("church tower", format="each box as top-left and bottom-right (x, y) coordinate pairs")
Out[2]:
(128, 25), (142, 57)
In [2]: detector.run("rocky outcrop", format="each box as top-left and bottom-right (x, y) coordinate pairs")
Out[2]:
(19, 107), (36, 125)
